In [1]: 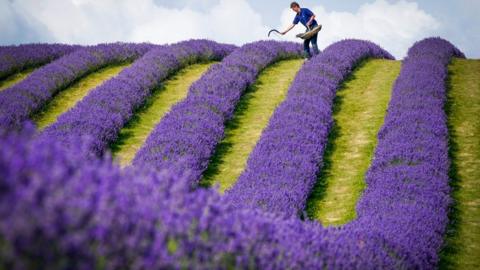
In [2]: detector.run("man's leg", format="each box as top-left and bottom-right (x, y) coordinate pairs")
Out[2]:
(304, 38), (312, 59)
(311, 33), (320, 55)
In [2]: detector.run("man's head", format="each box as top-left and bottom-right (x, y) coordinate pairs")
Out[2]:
(290, 2), (300, 13)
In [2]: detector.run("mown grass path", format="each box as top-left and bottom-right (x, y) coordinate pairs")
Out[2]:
(200, 58), (304, 192)
(306, 59), (401, 226)
(33, 63), (131, 130)
(440, 59), (480, 269)
(111, 62), (215, 166)
(0, 68), (35, 92)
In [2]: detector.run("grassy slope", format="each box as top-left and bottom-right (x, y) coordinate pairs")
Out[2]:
(33, 63), (131, 130)
(200, 59), (304, 192)
(0, 68), (35, 92)
(306, 59), (401, 226)
(110, 62), (215, 166)
(440, 59), (480, 269)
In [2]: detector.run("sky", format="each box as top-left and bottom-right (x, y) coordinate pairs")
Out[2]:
(1, 0), (479, 59)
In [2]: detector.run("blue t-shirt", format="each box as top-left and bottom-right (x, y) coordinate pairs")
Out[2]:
(293, 8), (317, 27)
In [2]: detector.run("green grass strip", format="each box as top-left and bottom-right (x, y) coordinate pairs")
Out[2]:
(200, 58), (304, 192)
(306, 59), (401, 226)
(32, 63), (131, 130)
(0, 68), (35, 92)
(440, 59), (480, 270)
(110, 62), (216, 167)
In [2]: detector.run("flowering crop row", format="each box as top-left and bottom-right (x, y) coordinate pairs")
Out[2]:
(0, 126), (407, 269)
(225, 40), (394, 218)
(0, 38), (464, 269)
(347, 37), (465, 267)
(0, 43), (81, 80)
(39, 40), (236, 156)
(0, 43), (155, 129)
(133, 41), (303, 184)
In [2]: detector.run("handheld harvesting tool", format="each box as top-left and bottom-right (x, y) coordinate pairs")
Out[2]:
(268, 29), (282, 37)
(295, 24), (322, 40)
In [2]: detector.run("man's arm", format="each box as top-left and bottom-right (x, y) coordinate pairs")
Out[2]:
(281, 24), (296, 35)
(306, 14), (316, 27)
(305, 9), (316, 27)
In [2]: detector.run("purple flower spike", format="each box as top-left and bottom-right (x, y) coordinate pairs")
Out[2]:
(0, 43), (81, 80)
(0, 38), (465, 269)
(0, 43), (155, 129)
(39, 40), (236, 156)
(133, 41), (303, 185)
(225, 39), (393, 218)
(348, 37), (465, 267)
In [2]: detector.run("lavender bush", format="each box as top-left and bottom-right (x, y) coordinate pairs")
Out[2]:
(0, 43), (154, 129)
(348, 37), (465, 267)
(39, 40), (236, 156)
(225, 40), (394, 218)
(0, 38), (465, 269)
(133, 41), (303, 184)
(0, 43), (80, 80)
(0, 125), (409, 269)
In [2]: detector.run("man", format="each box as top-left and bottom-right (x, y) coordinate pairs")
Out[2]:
(281, 2), (320, 59)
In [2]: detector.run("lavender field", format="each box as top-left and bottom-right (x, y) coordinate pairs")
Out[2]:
(0, 38), (478, 269)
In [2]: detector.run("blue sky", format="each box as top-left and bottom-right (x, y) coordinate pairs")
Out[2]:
(1, 0), (479, 58)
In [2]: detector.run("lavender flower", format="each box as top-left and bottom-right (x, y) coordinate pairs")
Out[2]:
(0, 43), (155, 129)
(349, 37), (465, 267)
(0, 38), (465, 269)
(0, 43), (80, 80)
(225, 40), (394, 218)
(0, 125), (409, 269)
(38, 40), (236, 156)
(133, 41), (303, 185)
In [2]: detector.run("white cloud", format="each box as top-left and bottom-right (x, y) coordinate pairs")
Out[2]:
(2, 0), (440, 58)
(0, 3), (20, 40)
(128, 0), (268, 45)
(5, 0), (268, 45)
(276, 0), (439, 58)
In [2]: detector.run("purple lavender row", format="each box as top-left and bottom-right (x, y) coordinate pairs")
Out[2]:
(0, 43), (155, 130)
(0, 38), (464, 269)
(225, 40), (394, 218)
(39, 40), (236, 156)
(0, 43), (81, 80)
(133, 41), (303, 183)
(0, 126), (410, 269)
(346, 37), (465, 268)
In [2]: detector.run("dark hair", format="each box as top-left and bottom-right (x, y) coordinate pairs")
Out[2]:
(290, 2), (300, 8)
